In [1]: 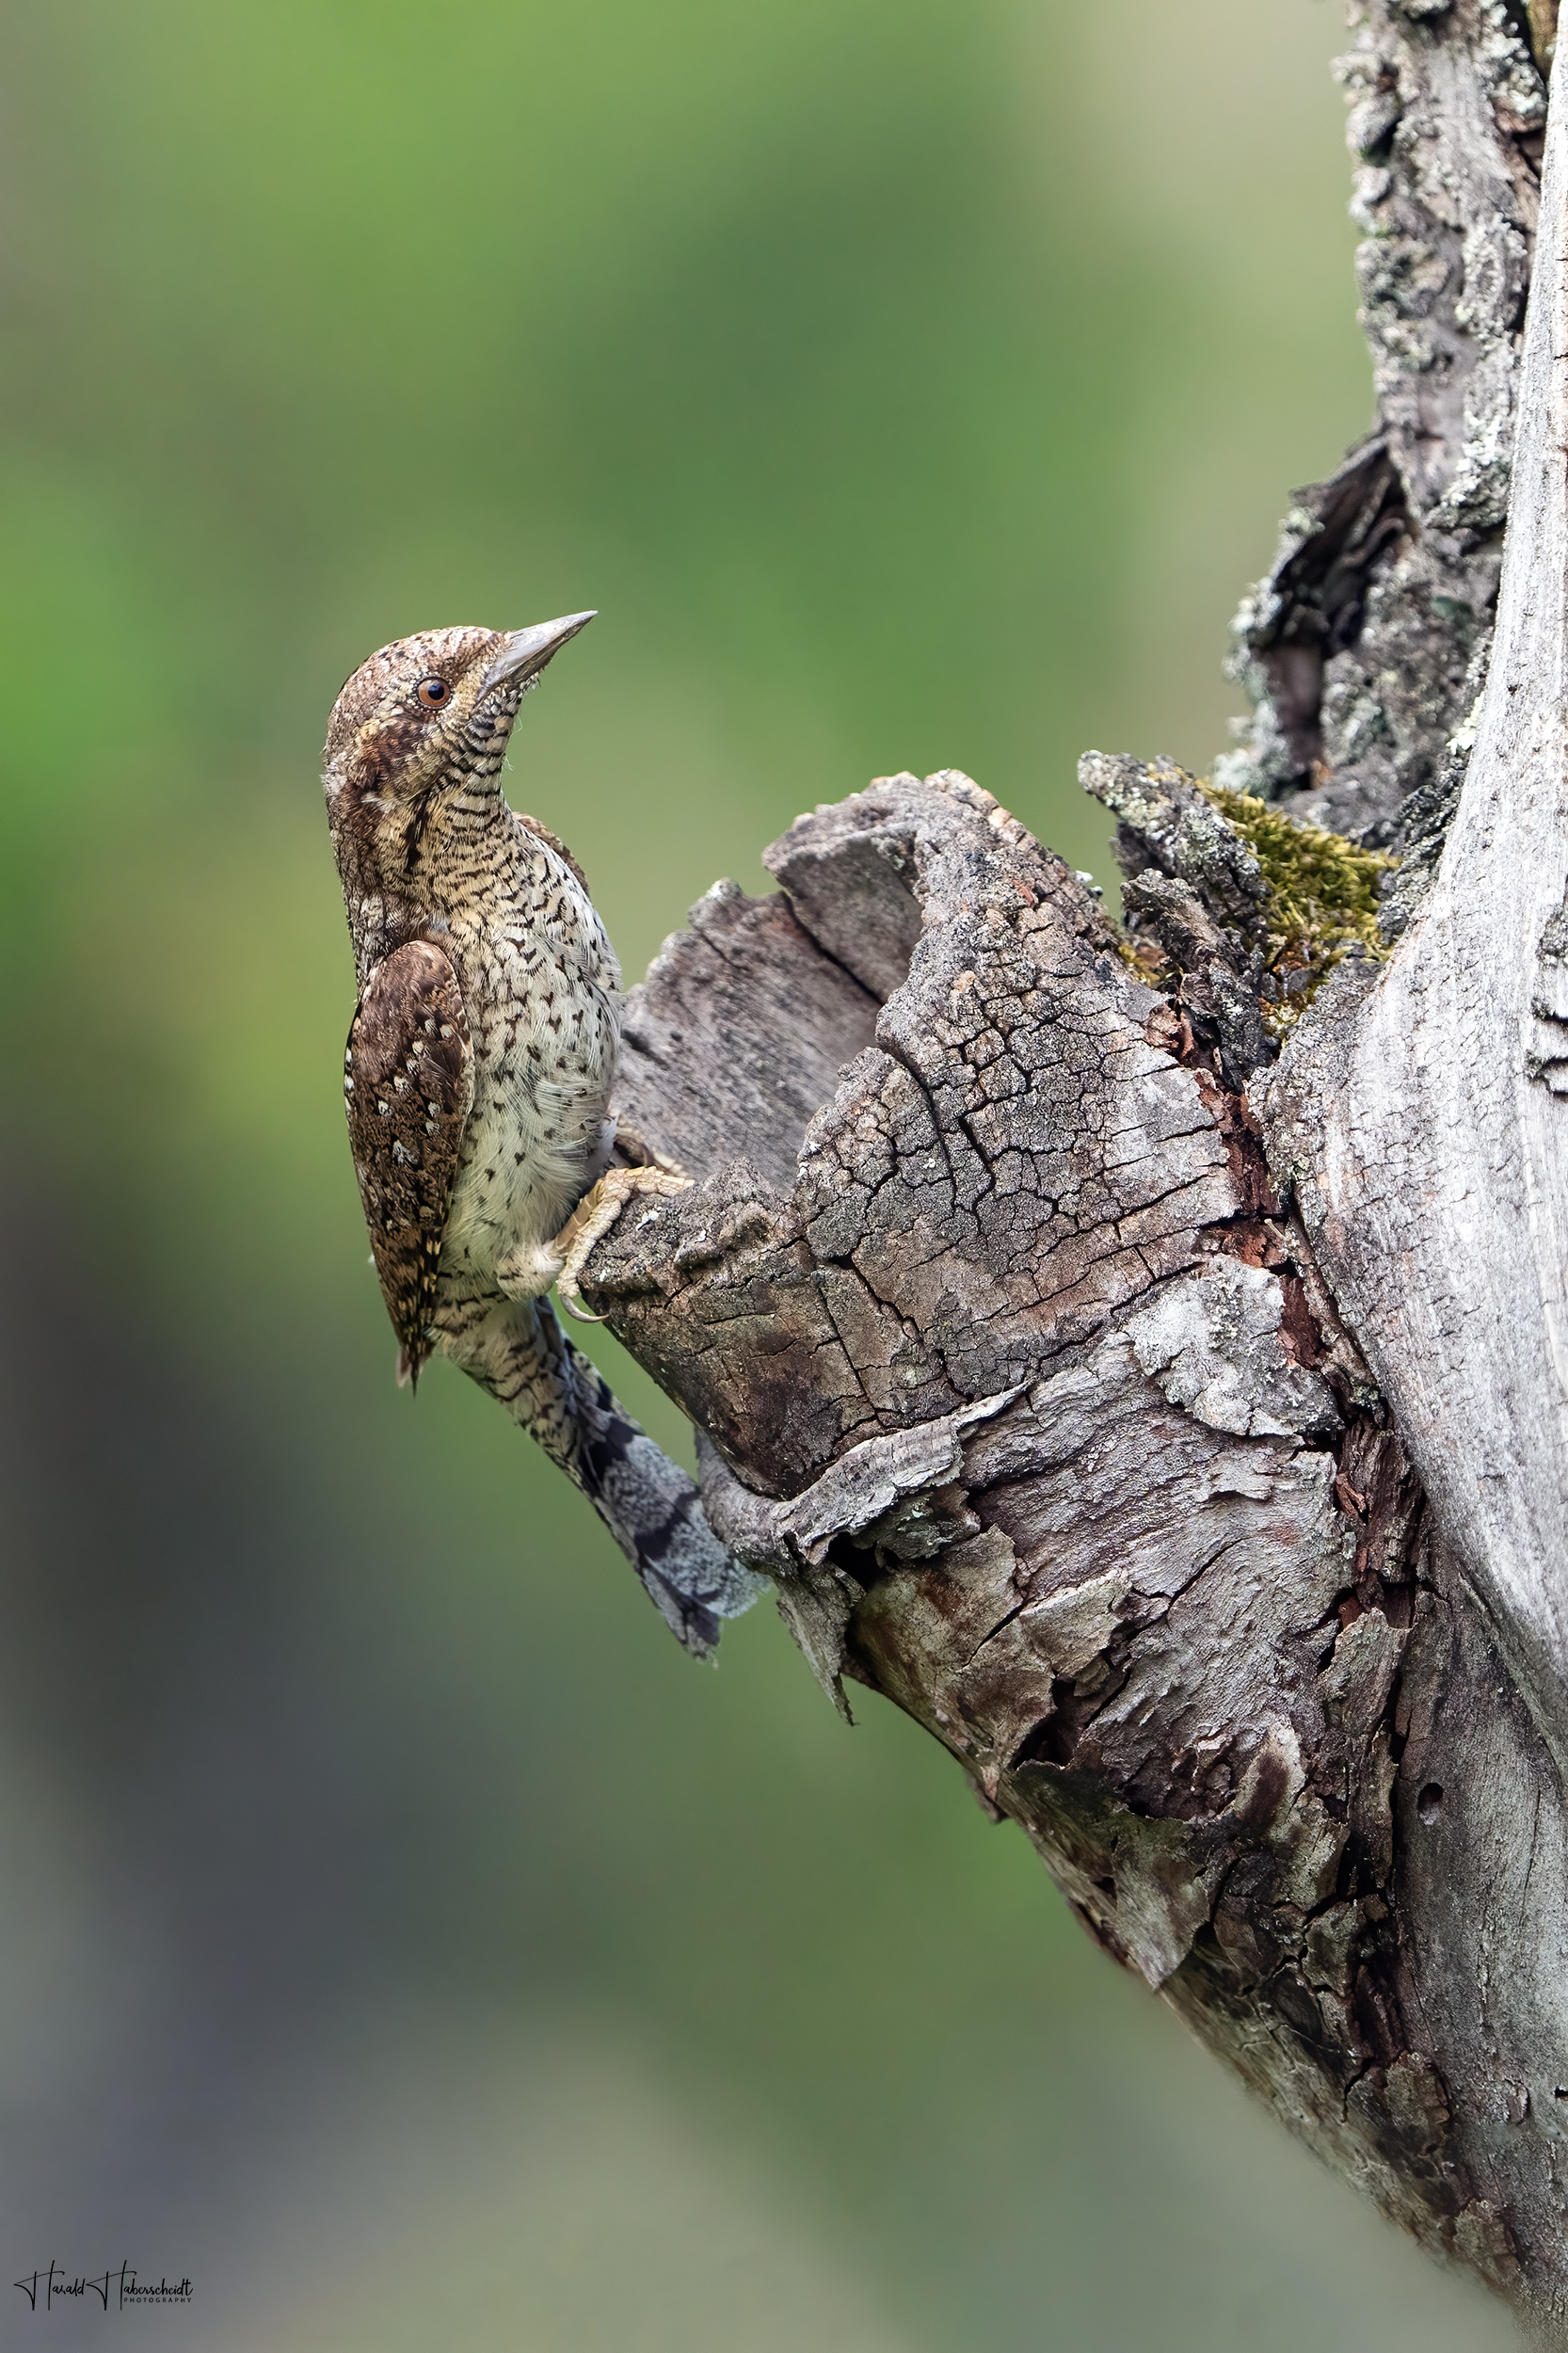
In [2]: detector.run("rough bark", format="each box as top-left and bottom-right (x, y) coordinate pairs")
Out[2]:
(565, 6), (1568, 2337)
(1221, 0), (1546, 875)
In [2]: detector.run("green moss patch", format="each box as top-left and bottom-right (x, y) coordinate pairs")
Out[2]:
(1197, 780), (1397, 1036)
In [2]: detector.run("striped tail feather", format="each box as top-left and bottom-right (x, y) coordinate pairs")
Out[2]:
(448, 1293), (766, 1657)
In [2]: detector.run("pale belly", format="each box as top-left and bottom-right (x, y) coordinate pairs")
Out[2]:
(437, 966), (619, 1301)
(425, 822), (622, 1306)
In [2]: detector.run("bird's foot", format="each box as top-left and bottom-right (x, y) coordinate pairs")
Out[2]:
(551, 1164), (691, 1323)
(613, 1117), (686, 1178)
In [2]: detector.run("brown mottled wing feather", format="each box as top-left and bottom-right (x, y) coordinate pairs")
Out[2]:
(344, 939), (472, 1385)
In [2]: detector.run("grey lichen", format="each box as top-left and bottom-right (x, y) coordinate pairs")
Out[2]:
(1220, 0), (1541, 875)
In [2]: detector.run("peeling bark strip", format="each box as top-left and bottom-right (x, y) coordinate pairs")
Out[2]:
(540, 6), (1568, 2336)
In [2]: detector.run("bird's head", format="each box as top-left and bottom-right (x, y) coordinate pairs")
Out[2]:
(321, 612), (594, 920)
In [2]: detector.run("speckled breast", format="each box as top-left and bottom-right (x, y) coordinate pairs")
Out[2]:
(438, 828), (622, 1288)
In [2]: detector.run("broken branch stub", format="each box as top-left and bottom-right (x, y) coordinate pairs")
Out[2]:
(597, 770), (1566, 2322)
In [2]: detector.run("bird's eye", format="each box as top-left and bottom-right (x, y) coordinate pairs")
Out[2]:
(417, 676), (449, 706)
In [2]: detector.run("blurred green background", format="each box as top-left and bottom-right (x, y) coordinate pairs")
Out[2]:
(0, 1), (1514, 2346)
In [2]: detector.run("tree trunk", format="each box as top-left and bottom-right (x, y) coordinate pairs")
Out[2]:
(578, 6), (1568, 2337)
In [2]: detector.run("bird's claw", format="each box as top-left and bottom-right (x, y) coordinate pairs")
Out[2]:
(552, 1163), (691, 1322)
(558, 1289), (612, 1325)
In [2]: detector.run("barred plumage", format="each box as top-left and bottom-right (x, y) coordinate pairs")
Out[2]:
(321, 616), (762, 1656)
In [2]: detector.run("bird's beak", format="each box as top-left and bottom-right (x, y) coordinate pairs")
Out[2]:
(480, 610), (597, 698)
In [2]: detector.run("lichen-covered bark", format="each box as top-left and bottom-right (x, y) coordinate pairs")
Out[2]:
(1263, 23), (1568, 1800)
(1223, 0), (1546, 914)
(592, 773), (1566, 2329)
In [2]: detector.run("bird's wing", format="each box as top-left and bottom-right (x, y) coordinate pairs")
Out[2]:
(344, 938), (473, 1385)
(515, 808), (590, 892)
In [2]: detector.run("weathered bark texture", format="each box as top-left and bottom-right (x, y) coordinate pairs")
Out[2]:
(1222, 0), (1545, 875)
(571, 6), (1568, 2338)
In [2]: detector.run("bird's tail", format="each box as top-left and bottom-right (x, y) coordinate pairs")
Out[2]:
(447, 1294), (766, 1657)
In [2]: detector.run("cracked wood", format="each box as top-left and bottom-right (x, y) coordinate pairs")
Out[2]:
(583, 768), (1560, 2325)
